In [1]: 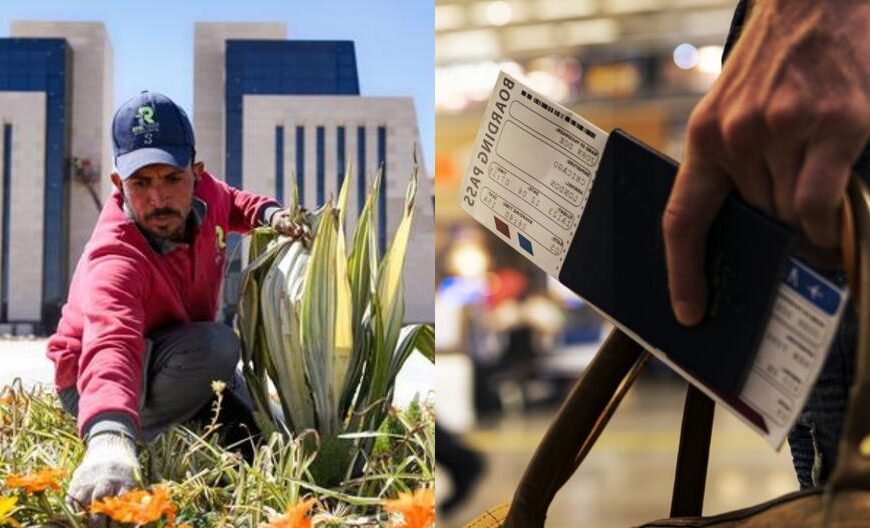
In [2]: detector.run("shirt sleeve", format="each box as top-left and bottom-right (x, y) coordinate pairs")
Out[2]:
(76, 248), (150, 439)
(227, 185), (281, 233)
(46, 312), (83, 394)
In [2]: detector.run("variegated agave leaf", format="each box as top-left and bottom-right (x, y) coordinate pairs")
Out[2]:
(389, 324), (434, 379)
(369, 165), (418, 407)
(300, 201), (353, 437)
(239, 228), (293, 436)
(348, 167), (381, 324)
(261, 240), (316, 431)
(341, 168), (381, 415)
(334, 166), (354, 421)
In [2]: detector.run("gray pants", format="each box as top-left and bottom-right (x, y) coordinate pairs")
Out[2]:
(59, 322), (255, 443)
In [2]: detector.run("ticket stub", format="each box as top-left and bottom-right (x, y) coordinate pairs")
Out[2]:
(458, 71), (608, 277)
(738, 259), (848, 448)
(459, 71), (848, 449)
(649, 258), (848, 448)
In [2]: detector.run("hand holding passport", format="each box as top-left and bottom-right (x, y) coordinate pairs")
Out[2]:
(459, 72), (847, 448)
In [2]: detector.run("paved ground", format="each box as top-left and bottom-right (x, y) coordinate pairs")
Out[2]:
(0, 337), (55, 389)
(0, 337), (435, 409)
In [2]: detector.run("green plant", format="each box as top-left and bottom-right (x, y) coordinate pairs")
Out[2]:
(0, 381), (435, 526)
(237, 163), (434, 486)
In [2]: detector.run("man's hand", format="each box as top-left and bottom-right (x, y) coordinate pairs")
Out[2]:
(66, 433), (140, 514)
(270, 208), (305, 238)
(270, 208), (313, 246)
(664, 0), (870, 325)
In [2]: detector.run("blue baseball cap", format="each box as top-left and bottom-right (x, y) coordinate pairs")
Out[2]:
(112, 91), (195, 180)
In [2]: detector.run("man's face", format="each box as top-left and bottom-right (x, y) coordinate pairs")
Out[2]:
(115, 163), (196, 240)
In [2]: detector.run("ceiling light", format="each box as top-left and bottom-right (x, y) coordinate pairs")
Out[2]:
(673, 43), (698, 69)
(486, 1), (513, 26)
(697, 45), (723, 75)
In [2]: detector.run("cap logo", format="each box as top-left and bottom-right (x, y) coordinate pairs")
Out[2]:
(131, 104), (160, 136)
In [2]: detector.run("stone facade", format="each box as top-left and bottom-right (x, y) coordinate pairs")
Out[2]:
(11, 22), (113, 277)
(0, 92), (46, 321)
(193, 22), (286, 180)
(243, 95), (435, 322)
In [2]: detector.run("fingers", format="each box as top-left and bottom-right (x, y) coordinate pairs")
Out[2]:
(794, 138), (853, 248)
(90, 480), (118, 506)
(761, 92), (808, 224)
(765, 148), (802, 224)
(271, 210), (306, 238)
(721, 110), (775, 216)
(663, 148), (732, 326)
(66, 490), (88, 513)
(67, 479), (132, 514)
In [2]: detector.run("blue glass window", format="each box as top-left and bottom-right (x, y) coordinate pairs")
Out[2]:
(0, 38), (70, 328)
(2, 124), (11, 321)
(224, 40), (360, 190)
(377, 126), (387, 255)
(295, 126), (305, 204)
(275, 126), (284, 202)
(316, 126), (325, 205)
(336, 126), (345, 194)
(357, 126), (366, 214)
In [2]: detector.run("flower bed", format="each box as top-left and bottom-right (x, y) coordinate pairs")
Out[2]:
(0, 380), (435, 527)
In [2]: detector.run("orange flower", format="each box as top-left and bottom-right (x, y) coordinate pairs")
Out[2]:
(383, 488), (435, 528)
(260, 498), (316, 528)
(89, 485), (177, 527)
(4, 468), (66, 494)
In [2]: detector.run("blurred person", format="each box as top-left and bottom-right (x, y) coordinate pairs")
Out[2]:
(46, 91), (305, 513)
(436, 421), (485, 515)
(663, 0), (869, 488)
(468, 270), (531, 417)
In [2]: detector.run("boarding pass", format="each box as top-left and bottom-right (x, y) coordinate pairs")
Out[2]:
(458, 71), (848, 449)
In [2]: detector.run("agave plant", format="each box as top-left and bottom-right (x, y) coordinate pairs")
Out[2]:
(236, 163), (434, 486)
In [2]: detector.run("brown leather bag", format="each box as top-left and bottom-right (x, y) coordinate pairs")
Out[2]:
(466, 176), (870, 528)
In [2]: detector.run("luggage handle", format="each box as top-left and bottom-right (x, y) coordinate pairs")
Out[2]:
(827, 175), (870, 493)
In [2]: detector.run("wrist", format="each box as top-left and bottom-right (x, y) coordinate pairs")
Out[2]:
(261, 204), (283, 226)
(83, 412), (137, 445)
(88, 431), (136, 449)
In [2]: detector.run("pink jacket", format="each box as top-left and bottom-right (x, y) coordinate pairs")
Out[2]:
(46, 171), (278, 437)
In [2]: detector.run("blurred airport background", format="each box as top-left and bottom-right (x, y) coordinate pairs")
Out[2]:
(433, 0), (800, 525)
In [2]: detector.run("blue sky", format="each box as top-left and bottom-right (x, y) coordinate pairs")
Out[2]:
(0, 0), (434, 171)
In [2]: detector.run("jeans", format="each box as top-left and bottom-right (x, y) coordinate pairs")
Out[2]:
(59, 322), (257, 443)
(786, 270), (857, 489)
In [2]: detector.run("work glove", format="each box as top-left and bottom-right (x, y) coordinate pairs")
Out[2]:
(66, 432), (140, 517)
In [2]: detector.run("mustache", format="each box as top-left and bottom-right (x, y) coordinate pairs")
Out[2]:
(146, 208), (182, 220)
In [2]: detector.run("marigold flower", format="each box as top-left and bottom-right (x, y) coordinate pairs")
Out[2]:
(4, 468), (66, 494)
(89, 485), (177, 527)
(0, 495), (21, 527)
(260, 498), (316, 528)
(383, 488), (435, 528)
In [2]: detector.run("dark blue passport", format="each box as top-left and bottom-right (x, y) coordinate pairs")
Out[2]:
(558, 129), (795, 396)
